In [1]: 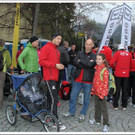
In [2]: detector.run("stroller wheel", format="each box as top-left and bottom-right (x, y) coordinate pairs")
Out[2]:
(6, 105), (17, 125)
(43, 113), (59, 132)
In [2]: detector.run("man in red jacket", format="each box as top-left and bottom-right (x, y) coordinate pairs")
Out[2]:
(39, 33), (66, 130)
(110, 44), (132, 111)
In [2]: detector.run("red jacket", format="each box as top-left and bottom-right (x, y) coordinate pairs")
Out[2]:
(110, 50), (132, 77)
(91, 64), (109, 100)
(99, 46), (112, 64)
(130, 52), (135, 71)
(39, 42), (60, 81)
(16, 50), (23, 63)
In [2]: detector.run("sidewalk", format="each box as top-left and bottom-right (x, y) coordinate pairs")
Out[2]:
(0, 94), (135, 132)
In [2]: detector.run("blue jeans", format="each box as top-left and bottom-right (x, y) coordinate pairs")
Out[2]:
(68, 64), (76, 84)
(68, 81), (92, 115)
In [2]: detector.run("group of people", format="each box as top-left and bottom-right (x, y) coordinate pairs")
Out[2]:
(0, 34), (135, 132)
(64, 41), (135, 132)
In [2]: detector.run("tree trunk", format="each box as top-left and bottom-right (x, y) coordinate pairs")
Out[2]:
(32, 3), (40, 36)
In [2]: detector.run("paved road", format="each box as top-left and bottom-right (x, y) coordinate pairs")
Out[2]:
(0, 94), (135, 132)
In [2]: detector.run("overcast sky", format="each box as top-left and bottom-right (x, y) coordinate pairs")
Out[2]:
(89, 2), (134, 24)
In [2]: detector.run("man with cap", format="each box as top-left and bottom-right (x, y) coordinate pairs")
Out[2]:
(18, 36), (39, 73)
(39, 33), (66, 131)
(110, 44), (132, 111)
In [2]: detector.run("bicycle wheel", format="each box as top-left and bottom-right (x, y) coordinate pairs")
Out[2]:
(43, 113), (59, 132)
(6, 105), (17, 125)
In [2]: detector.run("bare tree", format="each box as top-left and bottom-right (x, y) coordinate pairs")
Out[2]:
(32, 3), (40, 36)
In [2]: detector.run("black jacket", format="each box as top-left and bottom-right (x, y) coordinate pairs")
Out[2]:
(73, 51), (96, 82)
(68, 50), (77, 65)
(57, 45), (69, 67)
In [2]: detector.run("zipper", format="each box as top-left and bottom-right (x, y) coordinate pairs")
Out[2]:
(48, 48), (59, 79)
(56, 49), (59, 61)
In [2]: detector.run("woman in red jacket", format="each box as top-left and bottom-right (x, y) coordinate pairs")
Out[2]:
(99, 45), (112, 64)
(16, 44), (24, 74)
(89, 53), (109, 132)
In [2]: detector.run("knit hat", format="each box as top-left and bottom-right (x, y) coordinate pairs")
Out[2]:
(52, 33), (62, 40)
(118, 44), (125, 50)
(29, 36), (38, 43)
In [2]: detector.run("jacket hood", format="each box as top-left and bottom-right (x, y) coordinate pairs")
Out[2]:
(27, 42), (32, 48)
(103, 46), (109, 49)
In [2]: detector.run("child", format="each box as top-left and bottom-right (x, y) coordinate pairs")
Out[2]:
(89, 53), (110, 132)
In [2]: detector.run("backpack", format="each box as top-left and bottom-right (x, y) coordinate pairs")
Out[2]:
(100, 67), (116, 96)
(0, 49), (6, 71)
(59, 81), (71, 100)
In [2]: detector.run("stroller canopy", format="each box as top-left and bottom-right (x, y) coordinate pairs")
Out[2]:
(11, 73), (38, 90)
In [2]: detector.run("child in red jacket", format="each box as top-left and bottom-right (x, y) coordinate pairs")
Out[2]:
(89, 53), (110, 132)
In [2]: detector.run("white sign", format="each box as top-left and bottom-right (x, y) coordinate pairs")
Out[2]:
(98, 3), (132, 52)
(121, 5), (132, 50)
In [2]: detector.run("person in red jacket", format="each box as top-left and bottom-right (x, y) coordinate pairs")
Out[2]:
(39, 33), (66, 131)
(92, 42), (99, 54)
(16, 44), (24, 74)
(110, 44), (132, 111)
(89, 53), (109, 132)
(128, 45), (133, 98)
(99, 45), (112, 64)
(129, 46), (135, 108)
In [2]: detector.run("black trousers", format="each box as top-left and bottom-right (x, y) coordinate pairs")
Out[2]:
(113, 76), (129, 108)
(128, 71), (135, 104)
(57, 70), (64, 92)
(17, 65), (22, 74)
(46, 80), (59, 119)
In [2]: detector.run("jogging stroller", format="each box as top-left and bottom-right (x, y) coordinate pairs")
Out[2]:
(5, 73), (59, 132)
